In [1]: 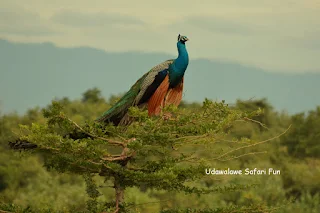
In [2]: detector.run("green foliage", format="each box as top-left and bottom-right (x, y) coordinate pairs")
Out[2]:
(82, 88), (105, 103)
(159, 203), (285, 213)
(281, 107), (320, 158)
(234, 98), (274, 127)
(0, 88), (319, 212)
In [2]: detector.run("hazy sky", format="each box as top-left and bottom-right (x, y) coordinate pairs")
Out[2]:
(1, 0), (320, 72)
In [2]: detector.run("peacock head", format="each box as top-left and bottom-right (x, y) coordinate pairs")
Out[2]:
(178, 34), (189, 44)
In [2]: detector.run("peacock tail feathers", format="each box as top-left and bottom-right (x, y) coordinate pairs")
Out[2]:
(95, 74), (145, 125)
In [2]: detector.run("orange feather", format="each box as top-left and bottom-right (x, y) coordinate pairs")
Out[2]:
(148, 75), (170, 116)
(164, 77), (184, 107)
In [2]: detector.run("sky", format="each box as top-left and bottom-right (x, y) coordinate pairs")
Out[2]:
(1, 0), (320, 73)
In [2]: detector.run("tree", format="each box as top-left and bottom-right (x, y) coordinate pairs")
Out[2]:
(234, 98), (275, 130)
(281, 106), (320, 159)
(7, 99), (286, 213)
(82, 88), (105, 103)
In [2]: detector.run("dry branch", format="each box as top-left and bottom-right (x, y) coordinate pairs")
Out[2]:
(213, 125), (291, 160)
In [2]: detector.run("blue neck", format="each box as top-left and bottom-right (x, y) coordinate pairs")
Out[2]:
(169, 41), (189, 86)
(174, 41), (189, 72)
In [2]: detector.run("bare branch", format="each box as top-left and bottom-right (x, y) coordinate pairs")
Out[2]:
(213, 125), (291, 160)
(101, 155), (132, 162)
(215, 151), (268, 161)
(243, 117), (269, 129)
(214, 138), (252, 145)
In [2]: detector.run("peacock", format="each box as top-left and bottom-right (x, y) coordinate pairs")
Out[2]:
(8, 34), (190, 149)
(96, 34), (189, 125)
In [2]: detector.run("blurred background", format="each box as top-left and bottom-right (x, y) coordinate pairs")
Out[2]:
(0, 0), (319, 212)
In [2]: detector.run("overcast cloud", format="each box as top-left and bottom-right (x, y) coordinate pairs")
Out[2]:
(0, 0), (319, 72)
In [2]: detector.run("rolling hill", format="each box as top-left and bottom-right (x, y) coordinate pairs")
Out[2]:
(1, 39), (319, 114)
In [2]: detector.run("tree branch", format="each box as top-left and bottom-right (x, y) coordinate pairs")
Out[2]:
(242, 116), (269, 129)
(213, 125), (291, 160)
(215, 151), (268, 161)
(64, 116), (126, 147)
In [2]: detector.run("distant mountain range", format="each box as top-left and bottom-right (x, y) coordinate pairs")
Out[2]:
(0, 39), (319, 114)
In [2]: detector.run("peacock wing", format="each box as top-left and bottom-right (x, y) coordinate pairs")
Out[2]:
(133, 59), (174, 106)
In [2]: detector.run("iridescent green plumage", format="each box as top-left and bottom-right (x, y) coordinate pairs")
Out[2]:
(96, 72), (146, 125)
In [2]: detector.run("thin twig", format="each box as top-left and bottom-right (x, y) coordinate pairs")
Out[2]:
(102, 154), (133, 162)
(213, 125), (291, 160)
(112, 206), (119, 213)
(101, 147), (134, 162)
(87, 160), (102, 165)
(215, 138), (252, 145)
(65, 117), (125, 147)
(215, 151), (268, 161)
(172, 134), (209, 142)
(243, 117), (269, 129)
